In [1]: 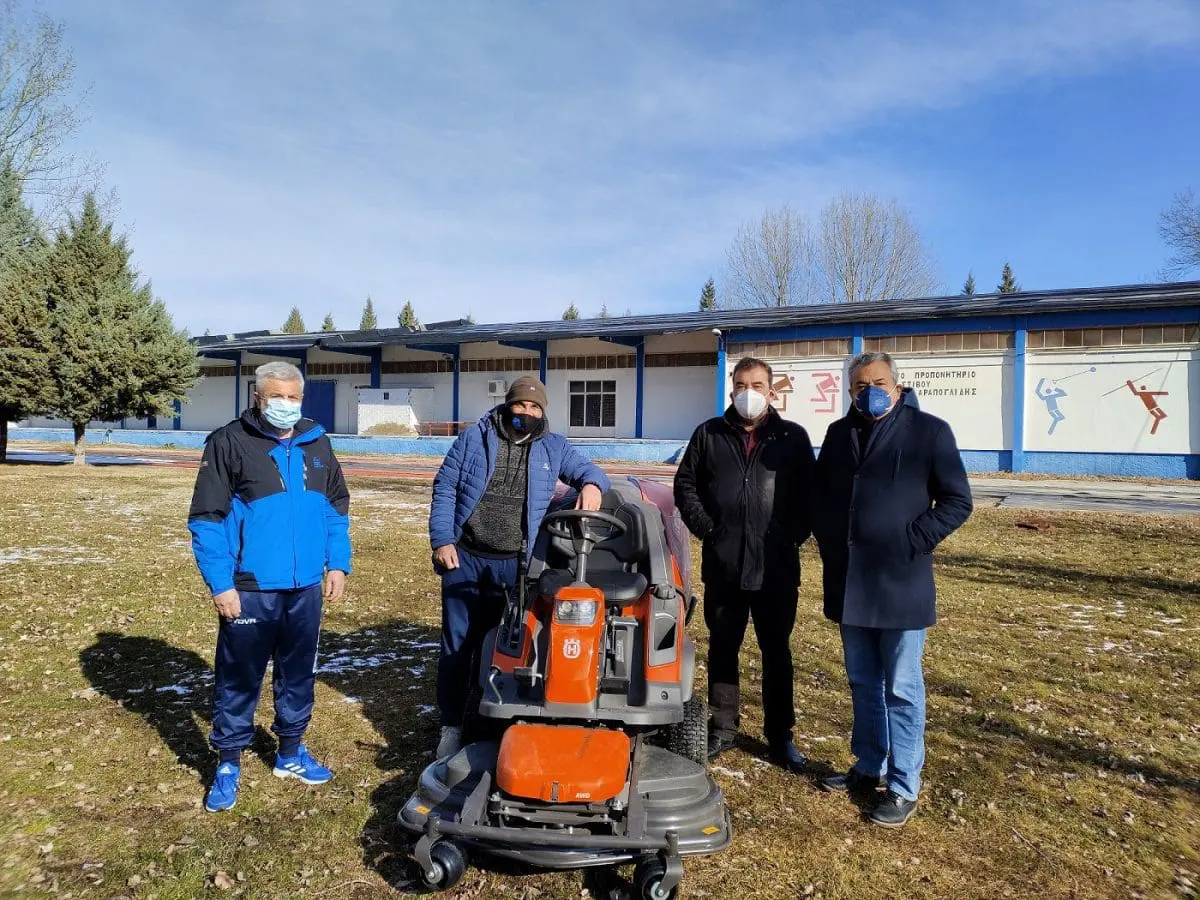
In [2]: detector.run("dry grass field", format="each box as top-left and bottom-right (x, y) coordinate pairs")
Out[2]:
(0, 465), (1196, 899)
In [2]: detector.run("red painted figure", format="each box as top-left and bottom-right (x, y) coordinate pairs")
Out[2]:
(1126, 381), (1169, 435)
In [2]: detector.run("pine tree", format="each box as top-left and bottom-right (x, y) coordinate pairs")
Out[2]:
(398, 301), (420, 329)
(699, 277), (717, 311)
(562, 304), (580, 320)
(997, 262), (1019, 294)
(597, 303), (610, 319)
(282, 306), (306, 333)
(0, 167), (53, 461)
(321, 312), (335, 332)
(43, 194), (200, 463)
(359, 295), (377, 329)
(962, 272), (976, 296)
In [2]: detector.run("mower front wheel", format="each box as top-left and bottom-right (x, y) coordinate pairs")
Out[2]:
(420, 840), (468, 892)
(634, 855), (680, 900)
(665, 696), (708, 766)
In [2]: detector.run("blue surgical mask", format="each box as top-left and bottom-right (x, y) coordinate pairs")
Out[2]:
(854, 385), (895, 418)
(262, 398), (302, 430)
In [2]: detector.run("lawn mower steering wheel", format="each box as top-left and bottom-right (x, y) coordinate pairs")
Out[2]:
(542, 509), (627, 568)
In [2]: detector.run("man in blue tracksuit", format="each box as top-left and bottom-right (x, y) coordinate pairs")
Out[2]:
(428, 375), (609, 757)
(188, 361), (352, 813)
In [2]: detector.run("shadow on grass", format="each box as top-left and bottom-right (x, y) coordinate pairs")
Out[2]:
(925, 675), (1200, 795)
(935, 553), (1200, 600)
(79, 621), (451, 892)
(79, 631), (222, 778)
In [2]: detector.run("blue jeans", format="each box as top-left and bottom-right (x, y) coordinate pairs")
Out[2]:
(436, 548), (518, 727)
(839, 625), (927, 801)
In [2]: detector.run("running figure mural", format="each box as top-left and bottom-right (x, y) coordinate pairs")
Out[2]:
(1100, 368), (1170, 436)
(1124, 381), (1169, 435)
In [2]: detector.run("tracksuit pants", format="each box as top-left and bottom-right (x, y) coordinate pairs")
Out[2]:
(209, 584), (323, 751)
(437, 548), (518, 728)
(704, 580), (799, 746)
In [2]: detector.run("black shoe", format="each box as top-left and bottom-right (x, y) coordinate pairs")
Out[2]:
(707, 732), (736, 762)
(767, 740), (807, 773)
(820, 768), (886, 794)
(869, 790), (918, 828)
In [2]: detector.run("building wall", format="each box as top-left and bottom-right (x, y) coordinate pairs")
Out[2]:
(1025, 347), (1195, 454)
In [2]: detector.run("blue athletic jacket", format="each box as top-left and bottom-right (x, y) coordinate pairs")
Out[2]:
(429, 408), (610, 551)
(188, 410), (352, 594)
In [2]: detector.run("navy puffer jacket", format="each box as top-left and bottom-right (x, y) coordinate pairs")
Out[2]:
(428, 408), (610, 552)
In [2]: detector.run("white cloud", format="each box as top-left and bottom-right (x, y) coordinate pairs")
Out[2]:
(54, 0), (1200, 331)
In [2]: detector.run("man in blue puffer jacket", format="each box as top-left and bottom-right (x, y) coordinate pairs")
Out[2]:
(188, 361), (352, 813)
(429, 375), (609, 757)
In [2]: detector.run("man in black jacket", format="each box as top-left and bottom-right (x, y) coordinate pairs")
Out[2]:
(813, 351), (972, 828)
(674, 356), (815, 772)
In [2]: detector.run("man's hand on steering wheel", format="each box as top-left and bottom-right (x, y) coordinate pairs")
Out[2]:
(576, 484), (603, 511)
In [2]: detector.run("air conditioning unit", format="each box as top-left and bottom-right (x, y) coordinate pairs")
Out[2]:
(487, 379), (507, 396)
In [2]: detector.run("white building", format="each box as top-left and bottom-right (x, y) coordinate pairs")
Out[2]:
(22, 281), (1200, 478)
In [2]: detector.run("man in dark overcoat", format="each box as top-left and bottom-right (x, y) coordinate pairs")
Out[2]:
(674, 356), (816, 772)
(813, 351), (972, 827)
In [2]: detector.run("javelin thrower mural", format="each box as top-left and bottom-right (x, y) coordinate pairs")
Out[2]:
(1102, 369), (1169, 435)
(1034, 367), (1096, 435)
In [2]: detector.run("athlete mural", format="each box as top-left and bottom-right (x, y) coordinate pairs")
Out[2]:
(1033, 367), (1095, 435)
(1101, 370), (1170, 436)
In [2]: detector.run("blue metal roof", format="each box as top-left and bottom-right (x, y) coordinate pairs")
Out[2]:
(195, 281), (1200, 355)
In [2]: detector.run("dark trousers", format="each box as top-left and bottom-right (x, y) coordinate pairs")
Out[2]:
(703, 580), (798, 745)
(436, 548), (518, 728)
(210, 584), (323, 751)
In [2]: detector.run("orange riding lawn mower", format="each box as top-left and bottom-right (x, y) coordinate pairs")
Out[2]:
(399, 477), (732, 898)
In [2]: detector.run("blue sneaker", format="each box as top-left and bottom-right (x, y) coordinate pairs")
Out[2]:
(273, 746), (333, 785)
(205, 762), (240, 812)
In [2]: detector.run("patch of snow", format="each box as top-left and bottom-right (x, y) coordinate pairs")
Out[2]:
(710, 766), (748, 781)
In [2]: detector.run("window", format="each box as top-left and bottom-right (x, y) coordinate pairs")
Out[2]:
(568, 380), (616, 428)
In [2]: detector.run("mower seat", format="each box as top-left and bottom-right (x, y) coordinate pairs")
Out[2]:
(537, 568), (649, 604)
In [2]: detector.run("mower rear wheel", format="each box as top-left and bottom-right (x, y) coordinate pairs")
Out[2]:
(421, 840), (467, 892)
(634, 856), (680, 900)
(665, 696), (708, 766)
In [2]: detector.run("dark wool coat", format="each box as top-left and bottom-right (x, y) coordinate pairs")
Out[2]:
(674, 406), (816, 592)
(813, 394), (973, 629)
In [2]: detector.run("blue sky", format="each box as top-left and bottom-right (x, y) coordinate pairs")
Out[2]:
(50, 0), (1200, 334)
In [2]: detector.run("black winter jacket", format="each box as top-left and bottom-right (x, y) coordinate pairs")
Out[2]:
(674, 407), (816, 592)
(813, 395), (972, 629)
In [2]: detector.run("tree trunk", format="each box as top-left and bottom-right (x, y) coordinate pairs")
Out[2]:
(0, 419), (7, 464)
(72, 422), (86, 466)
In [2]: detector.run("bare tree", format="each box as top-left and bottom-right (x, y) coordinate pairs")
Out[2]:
(0, 1), (99, 219)
(1158, 189), (1200, 279)
(815, 192), (940, 303)
(722, 204), (815, 308)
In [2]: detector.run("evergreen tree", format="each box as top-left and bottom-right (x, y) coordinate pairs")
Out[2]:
(597, 303), (610, 319)
(997, 262), (1019, 294)
(0, 167), (53, 461)
(282, 306), (306, 333)
(562, 303), (580, 320)
(321, 312), (335, 332)
(398, 301), (420, 329)
(43, 194), (199, 463)
(359, 295), (377, 329)
(962, 272), (976, 296)
(699, 276), (717, 310)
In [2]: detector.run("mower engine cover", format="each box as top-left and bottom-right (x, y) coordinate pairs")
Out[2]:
(497, 723), (630, 804)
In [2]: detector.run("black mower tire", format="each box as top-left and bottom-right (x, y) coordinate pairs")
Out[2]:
(634, 856), (680, 900)
(665, 696), (708, 766)
(421, 840), (467, 892)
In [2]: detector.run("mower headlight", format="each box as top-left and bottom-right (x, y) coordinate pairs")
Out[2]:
(554, 599), (599, 625)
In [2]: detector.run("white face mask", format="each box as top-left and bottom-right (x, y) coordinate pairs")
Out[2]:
(732, 388), (768, 421)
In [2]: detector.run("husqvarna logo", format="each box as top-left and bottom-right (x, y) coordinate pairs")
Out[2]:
(562, 638), (581, 659)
